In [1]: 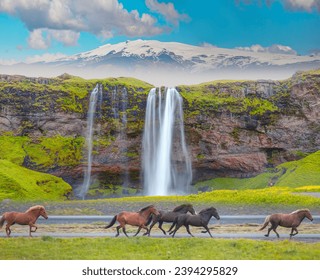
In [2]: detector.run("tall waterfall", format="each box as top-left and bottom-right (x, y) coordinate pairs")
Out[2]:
(78, 84), (102, 199)
(142, 87), (192, 195)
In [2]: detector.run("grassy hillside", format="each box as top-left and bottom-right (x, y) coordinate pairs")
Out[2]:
(196, 151), (320, 190)
(0, 160), (72, 201)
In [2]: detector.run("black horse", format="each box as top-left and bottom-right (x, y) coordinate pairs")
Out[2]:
(168, 207), (220, 238)
(145, 204), (196, 236)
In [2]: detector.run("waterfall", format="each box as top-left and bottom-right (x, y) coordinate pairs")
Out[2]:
(78, 84), (102, 199)
(142, 87), (192, 195)
(111, 87), (129, 186)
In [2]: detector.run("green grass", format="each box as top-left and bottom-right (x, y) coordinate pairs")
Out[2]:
(178, 80), (279, 117)
(196, 151), (320, 191)
(0, 160), (72, 201)
(0, 237), (319, 260)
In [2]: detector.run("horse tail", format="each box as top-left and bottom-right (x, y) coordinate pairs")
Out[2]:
(0, 214), (5, 228)
(259, 215), (270, 231)
(105, 215), (117, 229)
(145, 214), (154, 226)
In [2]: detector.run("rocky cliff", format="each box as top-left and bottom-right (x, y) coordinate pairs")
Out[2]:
(0, 70), (319, 197)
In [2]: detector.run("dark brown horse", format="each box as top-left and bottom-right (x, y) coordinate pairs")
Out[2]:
(168, 207), (220, 238)
(105, 205), (160, 237)
(0, 205), (48, 237)
(259, 209), (313, 238)
(146, 204), (196, 236)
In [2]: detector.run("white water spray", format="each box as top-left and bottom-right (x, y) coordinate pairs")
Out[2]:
(79, 84), (102, 199)
(142, 87), (192, 195)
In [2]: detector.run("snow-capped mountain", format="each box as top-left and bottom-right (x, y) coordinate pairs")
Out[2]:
(2, 40), (320, 85)
(50, 39), (320, 70)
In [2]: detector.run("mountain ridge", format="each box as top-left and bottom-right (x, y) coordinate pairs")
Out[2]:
(1, 39), (320, 85)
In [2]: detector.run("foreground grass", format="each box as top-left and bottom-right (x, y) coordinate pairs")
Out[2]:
(0, 237), (319, 260)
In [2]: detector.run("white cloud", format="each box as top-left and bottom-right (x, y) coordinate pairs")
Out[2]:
(27, 29), (51, 50)
(236, 0), (320, 12)
(284, 0), (320, 12)
(0, 0), (165, 49)
(236, 44), (298, 55)
(145, 0), (190, 26)
(25, 52), (67, 63)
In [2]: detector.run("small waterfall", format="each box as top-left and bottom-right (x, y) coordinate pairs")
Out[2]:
(120, 87), (129, 186)
(78, 84), (102, 199)
(142, 87), (192, 195)
(111, 87), (129, 186)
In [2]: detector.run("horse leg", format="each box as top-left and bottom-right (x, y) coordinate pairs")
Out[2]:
(147, 219), (157, 235)
(122, 226), (129, 238)
(115, 225), (121, 237)
(290, 227), (298, 238)
(185, 225), (194, 237)
(203, 225), (213, 238)
(29, 224), (38, 237)
(264, 227), (272, 237)
(158, 221), (166, 235)
(139, 225), (150, 236)
(134, 227), (142, 237)
(171, 224), (182, 238)
(273, 226), (280, 238)
(5, 225), (11, 237)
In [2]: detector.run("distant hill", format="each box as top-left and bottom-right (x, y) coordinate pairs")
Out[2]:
(196, 151), (320, 191)
(0, 160), (72, 201)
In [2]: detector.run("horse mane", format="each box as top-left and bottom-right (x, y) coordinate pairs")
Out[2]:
(290, 209), (310, 214)
(199, 207), (216, 214)
(173, 204), (192, 212)
(26, 205), (45, 212)
(139, 205), (154, 213)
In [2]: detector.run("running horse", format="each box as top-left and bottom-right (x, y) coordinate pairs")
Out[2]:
(0, 205), (48, 237)
(146, 204), (196, 236)
(105, 205), (160, 237)
(168, 207), (220, 238)
(259, 209), (313, 238)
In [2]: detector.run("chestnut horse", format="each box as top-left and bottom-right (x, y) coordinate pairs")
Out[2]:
(259, 209), (313, 238)
(105, 205), (160, 237)
(0, 205), (48, 237)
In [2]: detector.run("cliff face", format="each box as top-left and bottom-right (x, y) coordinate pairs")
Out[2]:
(0, 71), (319, 197)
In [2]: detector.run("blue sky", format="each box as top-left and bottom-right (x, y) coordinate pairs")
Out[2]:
(0, 0), (319, 64)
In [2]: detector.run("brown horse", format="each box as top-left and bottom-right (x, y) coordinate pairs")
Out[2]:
(105, 205), (160, 237)
(259, 209), (313, 238)
(0, 205), (48, 237)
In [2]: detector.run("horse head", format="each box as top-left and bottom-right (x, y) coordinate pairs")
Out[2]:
(28, 205), (48, 219)
(173, 204), (196, 215)
(187, 204), (196, 215)
(211, 207), (220, 220)
(304, 209), (313, 221)
(139, 205), (160, 217)
(199, 207), (220, 220)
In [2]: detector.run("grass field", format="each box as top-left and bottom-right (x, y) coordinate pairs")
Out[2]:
(0, 237), (319, 260)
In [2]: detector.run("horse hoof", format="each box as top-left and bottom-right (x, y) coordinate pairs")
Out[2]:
(264, 234), (269, 237)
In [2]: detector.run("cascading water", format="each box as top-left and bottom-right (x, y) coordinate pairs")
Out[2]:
(142, 87), (192, 195)
(78, 84), (102, 199)
(111, 87), (129, 186)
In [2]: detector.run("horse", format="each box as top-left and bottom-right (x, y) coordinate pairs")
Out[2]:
(146, 204), (196, 236)
(0, 205), (48, 237)
(168, 207), (220, 238)
(105, 205), (160, 237)
(259, 209), (313, 238)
